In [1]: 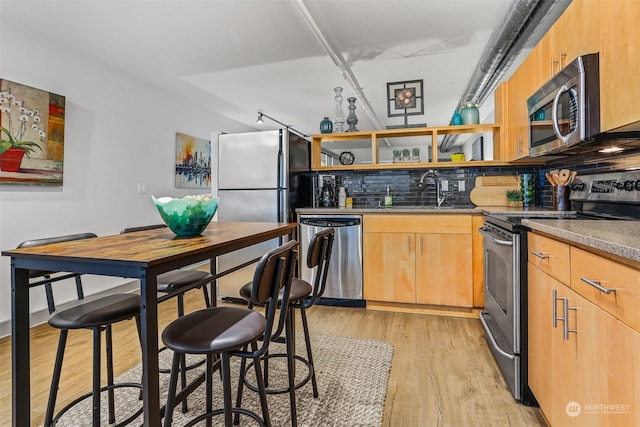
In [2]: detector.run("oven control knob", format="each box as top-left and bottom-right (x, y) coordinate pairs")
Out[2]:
(624, 180), (634, 191)
(635, 180), (640, 191)
(616, 181), (625, 190)
(570, 182), (585, 191)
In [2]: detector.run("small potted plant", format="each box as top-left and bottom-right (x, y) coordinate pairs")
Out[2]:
(411, 147), (420, 162)
(0, 90), (45, 172)
(393, 149), (401, 163)
(505, 189), (523, 207)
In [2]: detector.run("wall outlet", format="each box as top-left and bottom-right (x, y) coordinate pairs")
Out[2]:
(137, 183), (146, 194)
(441, 179), (448, 192)
(458, 180), (465, 191)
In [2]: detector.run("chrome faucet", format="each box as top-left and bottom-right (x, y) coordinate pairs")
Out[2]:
(419, 171), (446, 207)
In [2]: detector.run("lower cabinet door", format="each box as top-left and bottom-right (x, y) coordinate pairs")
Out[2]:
(528, 264), (555, 419)
(415, 233), (472, 307)
(363, 232), (415, 303)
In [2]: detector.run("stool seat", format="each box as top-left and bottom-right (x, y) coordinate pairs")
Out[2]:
(157, 270), (212, 292)
(162, 307), (266, 354)
(48, 294), (140, 330)
(239, 278), (312, 303)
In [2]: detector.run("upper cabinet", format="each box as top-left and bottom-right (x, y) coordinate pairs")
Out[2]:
(498, 0), (639, 161)
(599, 0), (640, 131)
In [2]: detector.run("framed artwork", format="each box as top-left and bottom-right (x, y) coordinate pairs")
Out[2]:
(175, 132), (211, 188)
(386, 79), (426, 128)
(0, 79), (65, 185)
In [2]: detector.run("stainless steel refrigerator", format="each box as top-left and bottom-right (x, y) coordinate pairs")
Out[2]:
(217, 129), (312, 301)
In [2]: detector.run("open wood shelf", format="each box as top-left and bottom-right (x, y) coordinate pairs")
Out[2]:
(311, 123), (517, 170)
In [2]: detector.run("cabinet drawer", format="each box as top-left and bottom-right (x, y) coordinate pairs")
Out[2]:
(570, 247), (640, 332)
(363, 214), (471, 234)
(528, 233), (570, 284)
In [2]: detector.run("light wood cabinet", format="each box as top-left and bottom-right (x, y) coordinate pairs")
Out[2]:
(363, 215), (473, 308)
(599, 0), (640, 131)
(363, 232), (415, 303)
(528, 231), (640, 426)
(498, 0), (640, 159)
(527, 264), (555, 419)
(415, 232), (472, 306)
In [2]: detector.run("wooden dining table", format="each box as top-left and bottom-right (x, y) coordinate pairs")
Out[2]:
(2, 221), (298, 426)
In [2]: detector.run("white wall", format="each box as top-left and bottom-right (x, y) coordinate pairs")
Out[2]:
(0, 24), (251, 333)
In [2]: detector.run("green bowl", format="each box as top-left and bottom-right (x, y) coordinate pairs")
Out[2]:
(151, 195), (218, 236)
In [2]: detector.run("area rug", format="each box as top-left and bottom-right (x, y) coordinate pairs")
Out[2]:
(52, 334), (393, 426)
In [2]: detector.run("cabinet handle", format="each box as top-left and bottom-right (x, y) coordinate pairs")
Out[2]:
(408, 236), (411, 252)
(563, 299), (577, 341)
(530, 251), (550, 259)
(552, 289), (561, 328)
(420, 236), (424, 254)
(551, 56), (558, 75)
(558, 49), (566, 70)
(580, 276), (616, 294)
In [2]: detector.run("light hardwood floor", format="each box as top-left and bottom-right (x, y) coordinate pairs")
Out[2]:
(0, 290), (546, 426)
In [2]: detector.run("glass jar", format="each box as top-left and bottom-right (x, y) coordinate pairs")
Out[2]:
(460, 95), (480, 125)
(520, 173), (535, 207)
(320, 117), (333, 133)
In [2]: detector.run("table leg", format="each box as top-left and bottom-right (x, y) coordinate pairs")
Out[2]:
(140, 271), (161, 426)
(209, 257), (217, 307)
(11, 265), (30, 427)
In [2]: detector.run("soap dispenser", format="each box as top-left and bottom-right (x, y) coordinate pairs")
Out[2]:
(338, 186), (347, 208)
(384, 186), (393, 207)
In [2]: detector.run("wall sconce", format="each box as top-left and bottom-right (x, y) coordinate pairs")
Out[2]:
(256, 113), (264, 124)
(386, 79), (426, 129)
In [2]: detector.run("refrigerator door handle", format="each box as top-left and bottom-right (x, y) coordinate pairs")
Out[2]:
(278, 134), (285, 222)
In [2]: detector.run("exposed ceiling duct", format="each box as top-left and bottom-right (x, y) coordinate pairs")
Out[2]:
(439, 0), (570, 153)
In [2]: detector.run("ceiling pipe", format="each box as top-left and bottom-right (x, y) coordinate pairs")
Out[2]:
(291, 0), (393, 148)
(439, 0), (569, 152)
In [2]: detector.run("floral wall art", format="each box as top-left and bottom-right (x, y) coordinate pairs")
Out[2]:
(175, 132), (211, 189)
(0, 79), (65, 185)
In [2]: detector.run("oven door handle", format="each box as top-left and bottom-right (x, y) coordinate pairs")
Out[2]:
(479, 312), (515, 361)
(478, 227), (513, 247)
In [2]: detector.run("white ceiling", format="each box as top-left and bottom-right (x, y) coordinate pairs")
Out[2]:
(1, 0), (519, 139)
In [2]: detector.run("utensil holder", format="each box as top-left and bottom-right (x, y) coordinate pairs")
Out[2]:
(554, 186), (570, 211)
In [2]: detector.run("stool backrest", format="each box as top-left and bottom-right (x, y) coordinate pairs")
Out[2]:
(249, 239), (298, 349)
(17, 232), (98, 314)
(305, 227), (335, 305)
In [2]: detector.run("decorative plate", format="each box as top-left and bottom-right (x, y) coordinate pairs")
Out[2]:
(339, 151), (355, 165)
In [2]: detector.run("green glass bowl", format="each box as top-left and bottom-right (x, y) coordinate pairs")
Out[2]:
(151, 195), (218, 236)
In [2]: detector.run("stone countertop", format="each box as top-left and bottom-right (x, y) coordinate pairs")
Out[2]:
(296, 206), (570, 215)
(522, 219), (640, 264)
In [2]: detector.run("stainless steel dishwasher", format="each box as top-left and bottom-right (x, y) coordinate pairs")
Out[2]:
(298, 214), (364, 307)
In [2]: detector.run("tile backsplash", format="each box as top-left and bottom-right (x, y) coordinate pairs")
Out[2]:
(314, 166), (539, 209)
(314, 150), (640, 210)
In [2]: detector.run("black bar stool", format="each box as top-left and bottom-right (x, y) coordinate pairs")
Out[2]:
(120, 224), (214, 411)
(17, 233), (143, 426)
(162, 240), (298, 427)
(237, 227), (335, 425)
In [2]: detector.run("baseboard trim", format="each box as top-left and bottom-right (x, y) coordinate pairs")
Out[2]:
(366, 301), (483, 319)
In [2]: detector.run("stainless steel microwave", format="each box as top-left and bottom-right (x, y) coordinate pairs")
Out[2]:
(527, 53), (600, 156)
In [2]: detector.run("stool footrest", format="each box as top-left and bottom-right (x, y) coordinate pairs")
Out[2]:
(183, 407), (267, 427)
(243, 353), (313, 395)
(50, 382), (144, 427)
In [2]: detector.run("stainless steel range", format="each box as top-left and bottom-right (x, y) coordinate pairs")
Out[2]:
(478, 170), (640, 405)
